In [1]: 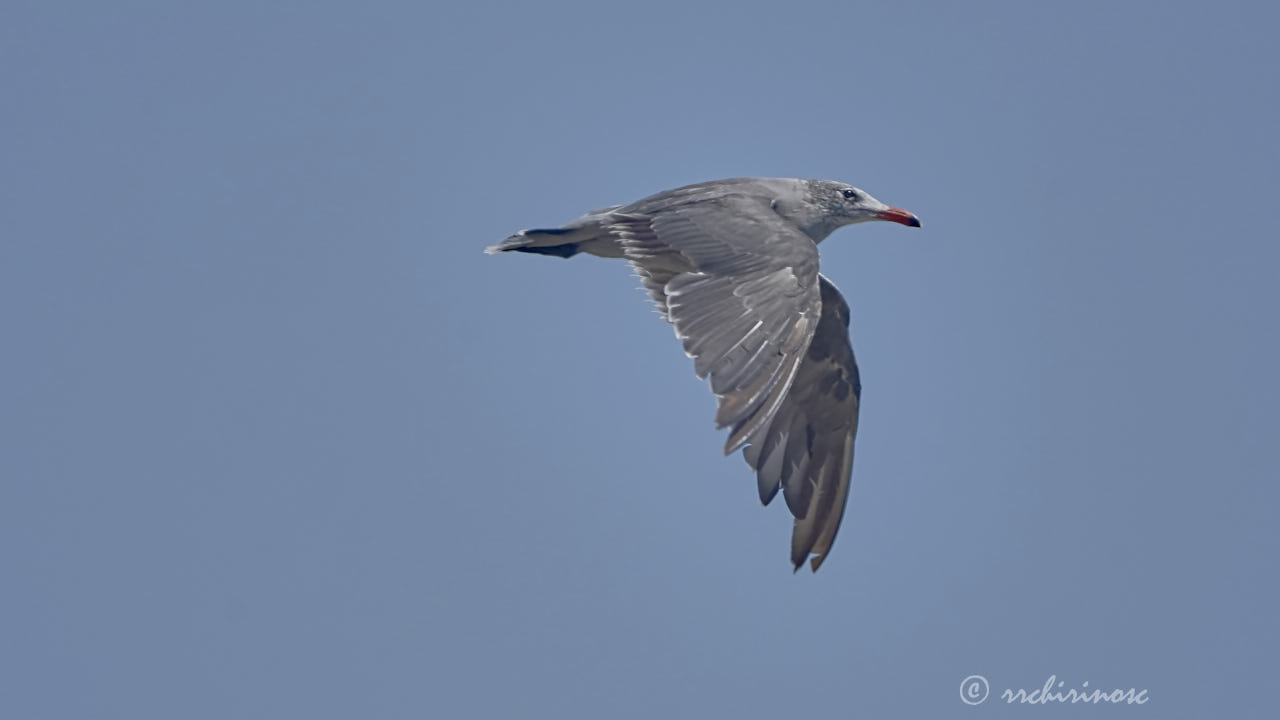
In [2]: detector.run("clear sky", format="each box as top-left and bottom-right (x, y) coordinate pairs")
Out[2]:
(3, 1), (1277, 718)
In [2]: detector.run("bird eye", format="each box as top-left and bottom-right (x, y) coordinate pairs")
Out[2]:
(842, 188), (858, 200)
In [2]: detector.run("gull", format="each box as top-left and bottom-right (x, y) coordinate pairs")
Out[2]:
(487, 178), (921, 571)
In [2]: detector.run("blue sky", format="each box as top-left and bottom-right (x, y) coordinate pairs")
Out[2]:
(3, 1), (1277, 718)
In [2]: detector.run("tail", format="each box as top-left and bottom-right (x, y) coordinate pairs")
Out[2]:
(484, 227), (585, 259)
(486, 204), (627, 260)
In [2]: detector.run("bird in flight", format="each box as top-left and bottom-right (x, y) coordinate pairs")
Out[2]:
(487, 178), (921, 571)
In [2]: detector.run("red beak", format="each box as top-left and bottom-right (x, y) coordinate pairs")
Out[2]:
(875, 207), (922, 227)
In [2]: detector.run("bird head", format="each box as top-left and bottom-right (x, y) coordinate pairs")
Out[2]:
(817, 180), (922, 229)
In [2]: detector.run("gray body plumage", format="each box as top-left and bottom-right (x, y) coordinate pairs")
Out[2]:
(487, 177), (918, 571)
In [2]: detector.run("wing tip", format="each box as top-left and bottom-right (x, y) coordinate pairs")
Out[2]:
(790, 552), (827, 573)
(721, 416), (761, 455)
(722, 435), (744, 455)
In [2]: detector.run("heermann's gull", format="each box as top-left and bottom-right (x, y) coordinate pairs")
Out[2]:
(487, 177), (921, 571)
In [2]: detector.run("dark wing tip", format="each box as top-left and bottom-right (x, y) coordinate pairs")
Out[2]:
(790, 551), (827, 573)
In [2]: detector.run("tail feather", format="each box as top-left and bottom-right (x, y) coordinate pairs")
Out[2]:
(485, 227), (584, 258)
(488, 204), (627, 259)
(506, 241), (581, 258)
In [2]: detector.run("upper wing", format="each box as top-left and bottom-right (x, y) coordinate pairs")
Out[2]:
(610, 193), (823, 454)
(742, 275), (861, 572)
